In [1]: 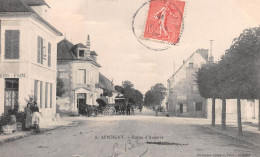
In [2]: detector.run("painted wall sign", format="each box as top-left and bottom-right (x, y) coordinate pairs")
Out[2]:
(0, 73), (26, 78)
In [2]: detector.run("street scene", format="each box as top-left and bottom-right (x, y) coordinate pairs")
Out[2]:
(1, 110), (260, 157)
(0, 0), (260, 157)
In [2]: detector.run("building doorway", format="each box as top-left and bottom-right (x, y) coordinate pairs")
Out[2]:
(77, 93), (86, 114)
(179, 104), (183, 114)
(4, 79), (19, 113)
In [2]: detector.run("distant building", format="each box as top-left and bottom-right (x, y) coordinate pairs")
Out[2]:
(167, 49), (209, 118)
(0, 0), (62, 120)
(57, 36), (101, 114)
(99, 73), (116, 104)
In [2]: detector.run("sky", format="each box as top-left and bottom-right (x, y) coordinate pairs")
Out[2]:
(46, 0), (259, 94)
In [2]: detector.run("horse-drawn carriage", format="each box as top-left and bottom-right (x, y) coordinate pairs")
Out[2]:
(96, 96), (125, 116)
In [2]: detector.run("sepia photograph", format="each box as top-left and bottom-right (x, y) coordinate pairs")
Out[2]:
(0, 0), (260, 156)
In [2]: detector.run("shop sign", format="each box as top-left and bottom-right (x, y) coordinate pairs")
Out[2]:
(0, 73), (26, 78)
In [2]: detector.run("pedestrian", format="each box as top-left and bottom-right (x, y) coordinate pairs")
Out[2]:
(115, 104), (119, 115)
(131, 106), (135, 115)
(139, 105), (143, 113)
(31, 106), (40, 133)
(25, 104), (32, 130)
(126, 103), (131, 115)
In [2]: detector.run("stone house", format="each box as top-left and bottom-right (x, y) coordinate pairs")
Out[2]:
(57, 37), (101, 114)
(167, 49), (209, 117)
(0, 0), (62, 121)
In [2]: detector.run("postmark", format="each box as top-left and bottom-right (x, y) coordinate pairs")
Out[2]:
(132, 0), (186, 51)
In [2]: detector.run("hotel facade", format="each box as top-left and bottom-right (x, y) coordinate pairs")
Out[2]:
(0, 0), (62, 121)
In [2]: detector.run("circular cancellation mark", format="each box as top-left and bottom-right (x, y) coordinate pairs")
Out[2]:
(132, 0), (185, 51)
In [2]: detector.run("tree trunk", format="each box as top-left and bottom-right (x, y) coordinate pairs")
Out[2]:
(212, 98), (216, 127)
(222, 99), (226, 130)
(237, 98), (243, 136)
(259, 99), (260, 131)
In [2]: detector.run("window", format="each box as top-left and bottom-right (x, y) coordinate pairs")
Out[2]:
(40, 81), (43, 108)
(189, 63), (193, 68)
(48, 42), (51, 67)
(34, 80), (38, 101)
(45, 83), (48, 108)
(79, 50), (84, 57)
(5, 30), (20, 59)
(37, 36), (43, 64)
(196, 102), (203, 111)
(58, 70), (69, 79)
(77, 69), (86, 84)
(4, 79), (19, 113)
(50, 84), (53, 108)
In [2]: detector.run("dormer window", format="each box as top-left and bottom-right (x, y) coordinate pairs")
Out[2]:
(189, 63), (193, 68)
(79, 50), (85, 57)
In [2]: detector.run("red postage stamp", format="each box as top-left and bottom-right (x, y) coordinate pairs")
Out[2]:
(144, 0), (185, 44)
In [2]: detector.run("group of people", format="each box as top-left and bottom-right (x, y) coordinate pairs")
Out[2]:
(114, 102), (140, 115)
(25, 104), (41, 133)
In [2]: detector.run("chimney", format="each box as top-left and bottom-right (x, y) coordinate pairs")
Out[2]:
(86, 35), (91, 56)
(209, 40), (214, 63)
(23, 0), (50, 21)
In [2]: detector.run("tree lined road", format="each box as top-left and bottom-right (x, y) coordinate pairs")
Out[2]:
(0, 113), (259, 157)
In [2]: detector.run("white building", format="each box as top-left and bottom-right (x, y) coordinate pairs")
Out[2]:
(57, 36), (101, 114)
(0, 0), (62, 121)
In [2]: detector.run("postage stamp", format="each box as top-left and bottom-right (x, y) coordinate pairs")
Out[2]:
(144, 0), (185, 44)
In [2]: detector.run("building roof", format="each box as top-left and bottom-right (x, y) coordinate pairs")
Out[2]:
(0, 0), (32, 12)
(99, 73), (114, 90)
(57, 39), (101, 67)
(72, 43), (87, 50)
(57, 39), (77, 60)
(168, 49), (209, 80)
(90, 51), (98, 56)
(21, 0), (50, 8)
(0, 0), (62, 36)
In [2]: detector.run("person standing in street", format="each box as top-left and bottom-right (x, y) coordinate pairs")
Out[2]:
(126, 101), (130, 115)
(25, 104), (32, 130)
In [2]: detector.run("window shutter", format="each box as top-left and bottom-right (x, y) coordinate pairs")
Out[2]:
(40, 81), (43, 108)
(5, 30), (12, 59)
(50, 84), (52, 108)
(5, 30), (20, 59)
(40, 38), (43, 64)
(34, 80), (38, 100)
(48, 42), (51, 67)
(12, 30), (20, 59)
(45, 83), (48, 108)
(37, 37), (41, 63)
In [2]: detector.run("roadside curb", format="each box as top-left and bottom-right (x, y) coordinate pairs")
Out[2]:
(202, 125), (260, 148)
(0, 120), (75, 145)
(0, 132), (31, 144)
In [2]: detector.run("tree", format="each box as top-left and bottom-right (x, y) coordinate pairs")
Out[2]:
(56, 78), (65, 97)
(197, 26), (260, 135)
(115, 81), (143, 107)
(144, 90), (155, 107)
(144, 83), (167, 109)
(223, 26), (260, 133)
(197, 63), (219, 127)
(134, 90), (143, 106)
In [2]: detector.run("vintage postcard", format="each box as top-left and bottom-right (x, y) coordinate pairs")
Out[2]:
(0, 0), (260, 157)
